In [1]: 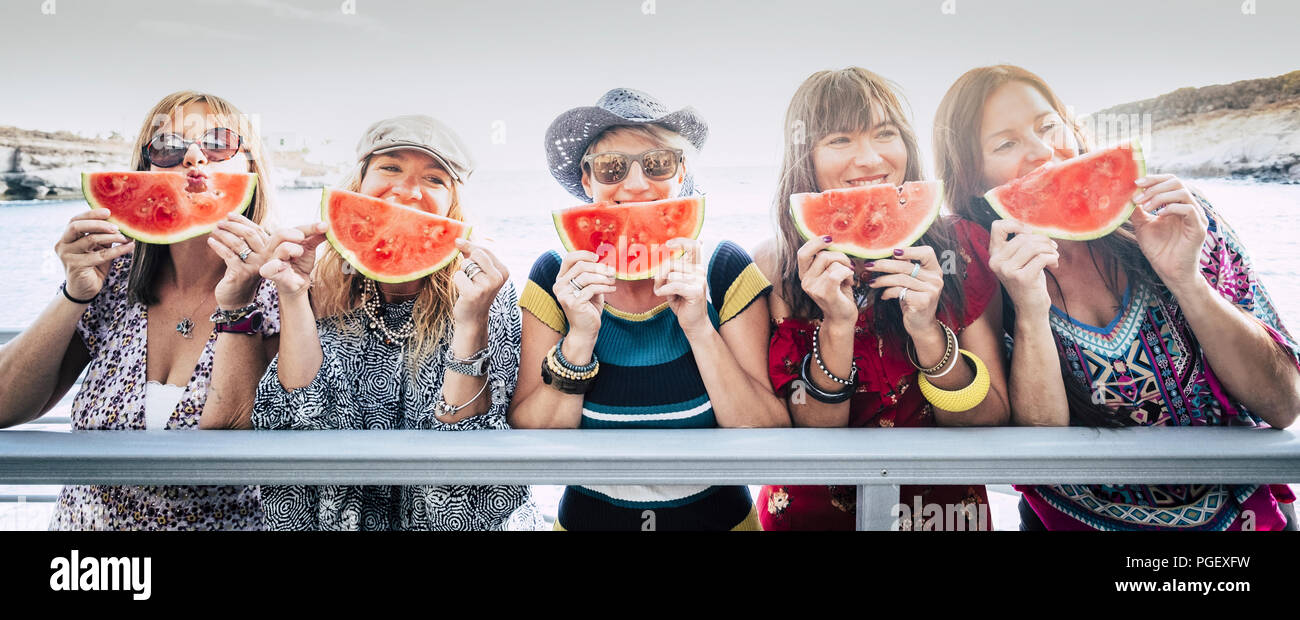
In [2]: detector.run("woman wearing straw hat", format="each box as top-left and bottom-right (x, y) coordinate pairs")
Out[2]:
(235, 115), (541, 530)
(509, 88), (789, 531)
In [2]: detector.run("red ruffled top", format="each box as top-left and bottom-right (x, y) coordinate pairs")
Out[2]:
(759, 219), (1001, 530)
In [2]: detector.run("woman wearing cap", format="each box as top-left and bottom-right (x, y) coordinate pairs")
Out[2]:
(752, 68), (1009, 531)
(0, 91), (279, 530)
(509, 88), (789, 531)
(230, 115), (541, 530)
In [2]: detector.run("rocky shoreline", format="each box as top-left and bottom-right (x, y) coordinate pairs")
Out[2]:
(0, 126), (345, 200)
(4, 71), (1299, 199)
(1087, 71), (1300, 183)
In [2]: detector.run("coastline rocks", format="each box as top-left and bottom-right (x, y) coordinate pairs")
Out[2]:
(1090, 72), (1300, 183)
(0, 126), (347, 200)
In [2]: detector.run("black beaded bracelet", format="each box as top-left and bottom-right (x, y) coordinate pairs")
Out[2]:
(553, 336), (598, 374)
(60, 282), (95, 305)
(799, 353), (856, 404)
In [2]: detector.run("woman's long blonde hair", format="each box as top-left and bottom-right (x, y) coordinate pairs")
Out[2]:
(125, 91), (275, 305)
(312, 155), (464, 370)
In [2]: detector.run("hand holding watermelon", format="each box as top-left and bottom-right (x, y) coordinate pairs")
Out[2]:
(653, 238), (710, 336)
(209, 213), (272, 308)
(795, 236), (858, 330)
(987, 219), (1059, 318)
(553, 250), (617, 348)
(55, 209), (136, 301)
(867, 246), (947, 337)
(1129, 174), (1210, 296)
(260, 222), (331, 301)
(450, 239), (509, 327)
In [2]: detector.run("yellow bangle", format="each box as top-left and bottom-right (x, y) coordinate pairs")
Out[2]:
(917, 350), (990, 412)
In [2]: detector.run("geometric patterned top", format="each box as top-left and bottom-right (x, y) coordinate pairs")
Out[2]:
(1018, 200), (1300, 530)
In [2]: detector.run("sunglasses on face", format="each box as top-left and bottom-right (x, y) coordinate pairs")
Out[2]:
(143, 128), (244, 168)
(582, 148), (684, 185)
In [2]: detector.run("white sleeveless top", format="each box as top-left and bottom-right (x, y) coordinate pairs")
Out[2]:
(144, 381), (185, 429)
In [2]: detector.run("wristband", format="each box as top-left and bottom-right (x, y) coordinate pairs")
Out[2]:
(799, 353), (856, 404)
(541, 351), (597, 394)
(61, 282), (96, 305)
(213, 311), (264, 335)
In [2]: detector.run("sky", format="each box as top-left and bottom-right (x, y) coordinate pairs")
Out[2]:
(2, 0), (1297, 172)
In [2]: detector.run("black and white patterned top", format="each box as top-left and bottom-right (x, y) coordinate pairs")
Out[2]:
(251, 281), (541, 531)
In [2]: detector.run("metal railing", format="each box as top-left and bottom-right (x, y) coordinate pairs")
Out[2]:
(2, 426), (1297, 530)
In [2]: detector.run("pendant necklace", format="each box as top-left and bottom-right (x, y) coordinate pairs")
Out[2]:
(176, 290), (215, 339)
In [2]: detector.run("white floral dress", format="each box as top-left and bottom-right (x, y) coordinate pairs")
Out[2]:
(49, 255), (280, 530)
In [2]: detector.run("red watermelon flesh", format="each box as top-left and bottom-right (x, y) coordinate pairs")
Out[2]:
(552, 196), (705, 280)
(984, 141), (1146, 240)
(321, 188), (470, 283)
(789, 181), (942, 259)
(81, 171), (257, 244)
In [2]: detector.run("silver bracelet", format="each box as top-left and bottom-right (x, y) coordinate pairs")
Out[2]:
(434, 378), (490, 418)
(812, 324), (855, 386)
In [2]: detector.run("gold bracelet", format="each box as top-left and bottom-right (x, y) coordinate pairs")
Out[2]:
(906, 321), (956, 375)
(917, 350), (990, 412)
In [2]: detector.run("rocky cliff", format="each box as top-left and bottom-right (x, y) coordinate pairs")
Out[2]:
(1088, 71), (1300, 183)
(0, 126), (345, 200)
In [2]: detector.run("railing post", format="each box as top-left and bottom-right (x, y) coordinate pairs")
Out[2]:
(855, 484), (899, 531)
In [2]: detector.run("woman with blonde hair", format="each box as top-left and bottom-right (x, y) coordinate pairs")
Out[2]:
(0, 90), (281, 530)
(753, 68), (1010, 530)
(934, 64), (1300, 530)
(239, 115), (540, 530)
(509, 88), (788, 531)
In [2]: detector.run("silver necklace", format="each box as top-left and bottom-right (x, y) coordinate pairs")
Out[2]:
(362, 279), (416, 345)
(176, 290), (214, 339)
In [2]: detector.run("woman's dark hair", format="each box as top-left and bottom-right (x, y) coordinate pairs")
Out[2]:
(771, 67), (966, 343)
(933, 64), (1161, 427)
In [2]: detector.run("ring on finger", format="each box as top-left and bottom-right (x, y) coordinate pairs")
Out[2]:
(238, 247), (252, 262)
(898, 288), (909, 304)
(908, 262), (921, 279)
(463, 260), (483, 280)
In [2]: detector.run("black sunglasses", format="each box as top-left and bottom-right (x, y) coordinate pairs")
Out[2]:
(143, 128), (244, 168)
(582, 148), (684, 185)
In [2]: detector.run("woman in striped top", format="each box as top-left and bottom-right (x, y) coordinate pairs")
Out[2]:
(509, 88), (789, 531)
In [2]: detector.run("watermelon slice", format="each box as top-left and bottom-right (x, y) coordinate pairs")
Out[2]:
(789, 180), (942, 259)
(321, 188), (470, 283)
(81, 171), (258, 244)
(984, 141), (1146, 240)
(552, 196), (706, 280)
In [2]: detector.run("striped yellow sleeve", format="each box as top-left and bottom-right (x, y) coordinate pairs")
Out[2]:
(519, 280), (568, 334)
(719, 262), (771, 325)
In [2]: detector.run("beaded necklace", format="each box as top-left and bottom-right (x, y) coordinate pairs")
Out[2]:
(361, 279), (416, 345)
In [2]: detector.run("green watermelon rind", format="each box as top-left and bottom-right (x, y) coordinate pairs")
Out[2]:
(789, 181), (943, 260)
(551, 195), (706, 281)
(81, 171), (258, 245)
(984, 140), (1147, 241)
(320, 188), (469, 284)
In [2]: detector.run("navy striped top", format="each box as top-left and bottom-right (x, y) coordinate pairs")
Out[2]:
(520, 240), (772, 530)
